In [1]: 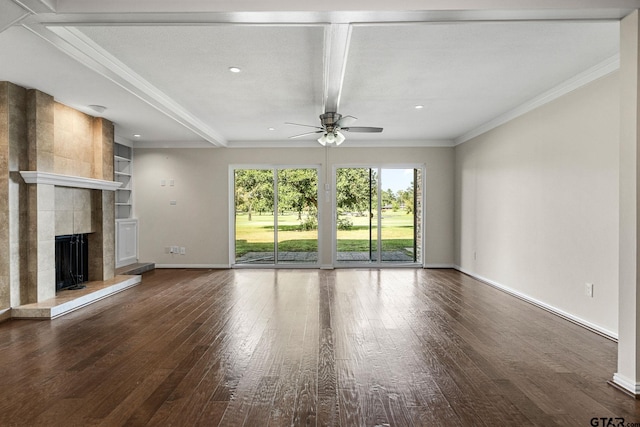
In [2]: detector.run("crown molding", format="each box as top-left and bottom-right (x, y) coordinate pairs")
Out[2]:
(22, 23), (228, 147)
(454, 54), (620, 146)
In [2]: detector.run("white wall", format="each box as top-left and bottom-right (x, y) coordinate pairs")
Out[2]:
(455, 72), (620, 336)
(133, 146), (455, 267)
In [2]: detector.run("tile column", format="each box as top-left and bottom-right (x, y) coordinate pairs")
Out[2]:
(0, 83), (11, 313)
(89, 117), (115, 281)
(6, 83), (28, 308)
(26, 89), (55, 302)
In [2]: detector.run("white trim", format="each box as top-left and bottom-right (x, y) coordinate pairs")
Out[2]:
(0, 308), (11, 323)
(0, 5), (29, 33)
(133, 140), (219, 149)
(323, 23), (351, 113)
(228, 166), (236, 267)
(232, 263), (320, 269)
(13, 0), (55, 14)
(454, 54), (620, 146)
(227, 139), (455, 149)
(424, 264), (455, 269)
(24, 24), (227, 147)
(155, 264), (230, 269)
(320, 264), (334, 269)
(454, 265), (618, 341)
(612, 373), (640, 396)
(20, 171), (122, 191)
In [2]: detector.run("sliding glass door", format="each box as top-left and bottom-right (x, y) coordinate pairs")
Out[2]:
(335, 166), (422, 265)
(234, 167), (319, 265)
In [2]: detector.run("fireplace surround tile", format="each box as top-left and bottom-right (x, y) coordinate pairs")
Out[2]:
(73, 188), (91, 210)
(54, 186), (73, 210)
(37, 210), (54, 241)
(73, 209), (92, 234)
(2, 83), (122, 312)
(55, 210), (73, 235)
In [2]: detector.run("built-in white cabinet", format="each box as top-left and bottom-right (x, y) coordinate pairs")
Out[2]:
(116, 218), (138, 268)
(114, 142), (137, 267)
(114, 143), (132, 220)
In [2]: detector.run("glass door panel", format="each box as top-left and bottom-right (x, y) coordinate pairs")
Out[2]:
(234, 169), (275, 264)
(336, 168), (378, 263)
(336, 166), (421, 265)
(380, 168), (417, 263)
(277, 169), (318, 263)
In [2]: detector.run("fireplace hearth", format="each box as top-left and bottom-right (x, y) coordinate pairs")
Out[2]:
(55, 234), (89, 292)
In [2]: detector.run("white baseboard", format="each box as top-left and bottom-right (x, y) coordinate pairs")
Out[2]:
(424, 264), (455, 269)
(0, 308), (11, 323)
(454, 265), (618, 341)
(612, 373), (640, 396)
(155, 264), (230, 269)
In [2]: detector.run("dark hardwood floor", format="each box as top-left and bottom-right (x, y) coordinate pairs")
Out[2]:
(0, 268), (638, 426)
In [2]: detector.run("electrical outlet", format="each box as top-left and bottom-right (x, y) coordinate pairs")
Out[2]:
(585, 283), (594, 298)
(180, 247), (186, 255)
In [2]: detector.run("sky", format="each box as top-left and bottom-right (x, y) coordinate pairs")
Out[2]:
(380, 168), (414, 193)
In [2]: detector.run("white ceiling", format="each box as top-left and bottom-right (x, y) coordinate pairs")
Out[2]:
(0, 0), (631, 148)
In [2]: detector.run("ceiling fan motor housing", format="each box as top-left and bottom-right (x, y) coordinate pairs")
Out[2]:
(320, 112), (341, 132)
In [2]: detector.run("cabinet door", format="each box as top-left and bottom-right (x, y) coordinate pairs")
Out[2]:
(116, 219), (138, 267)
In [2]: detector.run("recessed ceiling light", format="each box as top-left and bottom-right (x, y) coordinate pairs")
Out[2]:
(133, 134), (141, 138)
(268, 127), (275, 131)
(229, 67), (241, 73)
(88, 104), (107, 113)
(414, 105), (424, 109)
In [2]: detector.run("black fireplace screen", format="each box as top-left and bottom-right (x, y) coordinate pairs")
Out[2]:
(55, 234), (88, 291)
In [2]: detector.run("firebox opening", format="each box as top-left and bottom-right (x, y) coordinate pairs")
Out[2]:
(55, 234), (89, 292)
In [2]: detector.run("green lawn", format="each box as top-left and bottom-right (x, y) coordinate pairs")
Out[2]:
(235, 210), (414, 256)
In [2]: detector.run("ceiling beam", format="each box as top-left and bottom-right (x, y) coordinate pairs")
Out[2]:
(323, 23), (351, 114)
(23, 23), (228, 147)
(13, 0), (55, 13)
(0, 0), (30, 33)
(51, 0), (640, 15)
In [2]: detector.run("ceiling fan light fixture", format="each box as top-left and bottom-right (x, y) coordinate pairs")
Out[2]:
(317, 134), (327, 146)
(335, 130), (345, 145)
(325, 132), (336, 144)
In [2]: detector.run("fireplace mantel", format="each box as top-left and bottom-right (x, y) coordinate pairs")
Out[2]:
(20, 171), (122, 191)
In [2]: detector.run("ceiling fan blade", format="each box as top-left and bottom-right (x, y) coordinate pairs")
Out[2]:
(289, 130), (323, 139)
(285, 122), (323, 130)
(342, 126), (383, 133)
(335, 115), (357, 128)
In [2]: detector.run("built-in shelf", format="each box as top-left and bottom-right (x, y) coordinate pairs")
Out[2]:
(114, 142), (137, 268)
(114, 143), (133, 220)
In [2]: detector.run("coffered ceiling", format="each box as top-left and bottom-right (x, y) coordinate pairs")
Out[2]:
(0, 0), (632, 148)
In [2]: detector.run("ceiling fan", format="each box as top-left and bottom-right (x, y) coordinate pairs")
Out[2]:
(286, 112), (383, 146)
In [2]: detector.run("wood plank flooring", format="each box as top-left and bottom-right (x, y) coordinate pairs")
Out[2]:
(0, 268), (639, 426)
